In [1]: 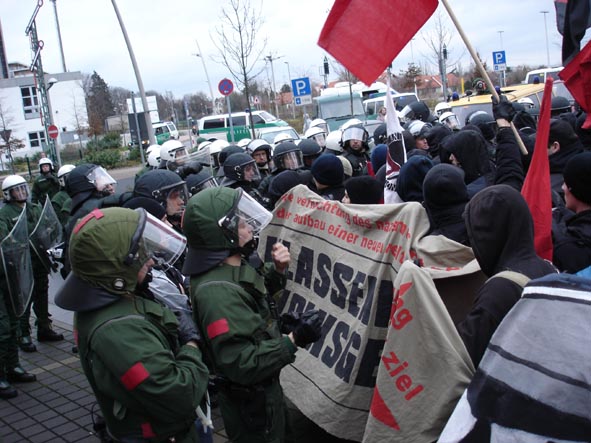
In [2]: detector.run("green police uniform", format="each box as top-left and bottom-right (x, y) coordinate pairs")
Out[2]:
(51, 190), (71, 227)
(191, 262), (296, 443)
(76, 295), (208, 442)
(31, 173), (60, 204)
(55, 207), (209, 441)
(0, 202), (55, 338)
(183, 187), (298, 443)
(0, 202), (42, 372)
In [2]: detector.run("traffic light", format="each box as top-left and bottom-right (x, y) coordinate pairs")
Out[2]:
(323, 56), (330, 75)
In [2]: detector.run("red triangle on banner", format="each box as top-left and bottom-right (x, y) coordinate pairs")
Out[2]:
(369, 388), (400, 430)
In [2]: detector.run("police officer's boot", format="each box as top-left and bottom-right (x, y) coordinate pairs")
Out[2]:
(6, 366), (36, 383)
(18, 336), (37, 353)
(0, 368), (18, 399)
(37, 320), (64, 342)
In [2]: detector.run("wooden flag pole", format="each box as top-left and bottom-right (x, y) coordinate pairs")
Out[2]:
(440, 0), (528, 155)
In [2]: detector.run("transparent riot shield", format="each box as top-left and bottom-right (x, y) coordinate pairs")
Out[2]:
(29, 196), (63, 273)
(1, 206), (34, 316)
(167, 147), (213, 176)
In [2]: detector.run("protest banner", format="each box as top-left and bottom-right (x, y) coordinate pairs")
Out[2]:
(259, 185), (478, 441)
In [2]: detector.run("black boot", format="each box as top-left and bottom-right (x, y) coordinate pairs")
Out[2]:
(37, 328), (64, 342)
(0, 378), (17, 399)
(7, 366), (36, 383)
(19, 336), (37, 353)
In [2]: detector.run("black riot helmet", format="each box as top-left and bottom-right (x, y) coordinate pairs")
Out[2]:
(221, 153), (261, 186)
(551, 96), (571, 117)
(467, 111), (497, 141)
(185, 170), (219, 197)
(272, 142), (304, 172)
(400, 101), (432, 123)
(298, 139), (323, 167)
(133, 169), (188, 223)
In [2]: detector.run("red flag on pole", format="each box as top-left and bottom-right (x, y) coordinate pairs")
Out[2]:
(318, 0), (438, 85)
(521, 77), (554, 261)
(559, 40), (591, 129)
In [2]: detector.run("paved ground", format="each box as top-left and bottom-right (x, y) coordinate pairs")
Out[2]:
(0, 300), (229, 442)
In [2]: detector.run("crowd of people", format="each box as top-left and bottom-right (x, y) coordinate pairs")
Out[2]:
(0, 88), (589, 442)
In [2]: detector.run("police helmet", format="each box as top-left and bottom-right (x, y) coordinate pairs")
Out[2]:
(160, 140), (188, 162)
(325, 130), (343, 153)
(134, 169), (188, 214)
(272, 142), (304, 171)
(399, 101), (431, 123)
(304, 126), (327, 148)
(309, 118), (329, 134)
(39, 157), (54, 173)
(434, 102), (452, 117)
(57, 164), (76, 187)
(185, 170), (219, 196)
(2, 175), (29, 202)
(221, 152), (261, 186)
(551, 96), (571, 116)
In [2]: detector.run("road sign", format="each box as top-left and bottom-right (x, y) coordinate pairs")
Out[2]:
(48, 125), (59, 139)
(0, 129), (11, 143)
(493, 51), (506, 71)
(291, 77), (312, 106)
(291, 77), (311, 97)
(218, 78), (234, 96)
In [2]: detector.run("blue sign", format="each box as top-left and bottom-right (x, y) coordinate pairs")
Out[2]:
(492, 51), (506, 65)
(291, 77), (311, 97)
(218, 78), (234, 96)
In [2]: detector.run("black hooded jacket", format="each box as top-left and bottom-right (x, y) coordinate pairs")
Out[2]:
(552, 208), (591, 274)
(458, 185), (556, 367)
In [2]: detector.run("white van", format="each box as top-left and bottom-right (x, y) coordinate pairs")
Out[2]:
(524, 67), (563, 84)
(364, 92), (419, 120)
(198, 110), (288, 142)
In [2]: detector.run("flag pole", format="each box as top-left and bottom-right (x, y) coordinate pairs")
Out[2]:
(440, 0), (528, 155)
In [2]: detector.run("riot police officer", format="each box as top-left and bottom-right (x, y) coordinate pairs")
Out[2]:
(31, 158), (60, 204)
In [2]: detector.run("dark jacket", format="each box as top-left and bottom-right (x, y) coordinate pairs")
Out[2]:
(552, 208), (591, 274)
(458, 185), (556, 367)
(316, 184), (346, 201)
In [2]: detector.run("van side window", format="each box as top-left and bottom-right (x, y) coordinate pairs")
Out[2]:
(231, 116), (247, 126)
(204, 118), (225, 129)
(251, 114), (265, 125)
(155, 126), (163, 135)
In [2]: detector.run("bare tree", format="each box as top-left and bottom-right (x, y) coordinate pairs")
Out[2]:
(212, 0), (267, 137)
(422, 11), (464, 99)
(0, 93), (24, 173)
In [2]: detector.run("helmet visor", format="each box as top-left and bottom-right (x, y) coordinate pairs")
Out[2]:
(342, 126), (367, 143)
(136, 209), (187, 266)
(10, 183), (30, 202)
(311, 133), (327, 147)
(190, 176), (218, 196)
(87, 166), (117, 193)
(242, 161), (261, 182)
(218, 189), (272, 238)
(279, 151), (304, 170)
(399, 105), (414, 123)
(442, 114), (460, 130)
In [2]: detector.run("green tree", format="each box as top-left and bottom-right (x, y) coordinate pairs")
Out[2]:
(399, 63), (423, 91)
(85, 71), (114, 137)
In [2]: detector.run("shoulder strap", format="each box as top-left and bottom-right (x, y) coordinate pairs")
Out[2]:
(487, 270), (530, 288)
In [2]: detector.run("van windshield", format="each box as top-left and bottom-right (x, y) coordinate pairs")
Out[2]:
(319, 99), (365, 119)
(258, 111), (276, 122)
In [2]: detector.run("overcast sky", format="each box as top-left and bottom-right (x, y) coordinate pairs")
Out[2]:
(3, 0), (566, 99)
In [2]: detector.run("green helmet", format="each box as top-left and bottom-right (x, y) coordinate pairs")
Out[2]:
(69, 207), (142, 295)
(182, 186), (272, 275)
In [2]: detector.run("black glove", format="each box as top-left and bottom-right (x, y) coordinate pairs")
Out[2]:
(292, 310), (322, 348)
(176, 161), (203, 179)
(280, 312), (300, 334)
(492, 94), (516, 122)
(174, 310), (201, 345)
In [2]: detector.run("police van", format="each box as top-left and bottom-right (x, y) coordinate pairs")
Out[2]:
(197, 110), (288, 142)
(364, 92), (419, 119)
(523, 67), (563, 84)
(152, 121), (179, 145)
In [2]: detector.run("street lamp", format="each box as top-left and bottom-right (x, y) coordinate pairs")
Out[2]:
(498, 31), (505, 87)
(284, 61), (295, 119)
(541, 10), (551, 67)
(194, 38), (216, 114)
(264, 54), (282, 117)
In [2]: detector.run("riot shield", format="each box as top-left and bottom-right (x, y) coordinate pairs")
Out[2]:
(1, 206), (34, 316)
(167, 148), (213, 175)
(29, 196), (63, 273)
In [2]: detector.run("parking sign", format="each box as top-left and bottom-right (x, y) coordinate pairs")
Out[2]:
(493, 51), (506, 71)
(291, 77), (311, 107)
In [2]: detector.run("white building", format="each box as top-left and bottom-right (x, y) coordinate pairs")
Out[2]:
(0, 66), (89, 159)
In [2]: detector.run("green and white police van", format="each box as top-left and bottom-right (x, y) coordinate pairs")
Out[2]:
(197, 110), (288, 142)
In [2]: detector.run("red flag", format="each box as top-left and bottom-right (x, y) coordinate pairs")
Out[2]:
(318, 0), (438, 85)
(521, 78), (554, 261)
(559, 40), (591, 129)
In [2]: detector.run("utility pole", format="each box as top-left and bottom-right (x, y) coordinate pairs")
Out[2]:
(284, 61), (295, 119)
(49, 0), (67, 72)
(323, 56), (329, 88)
(265, 54), (282, 117)
(498, 30), (505, 87)
(194, 38), (216, 114)
(541, 10), (551, 67)
(111, 0), (155, 149)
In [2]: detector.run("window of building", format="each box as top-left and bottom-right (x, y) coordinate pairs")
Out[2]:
(28, 131), (46, 148)
(21, 86), (40, 119)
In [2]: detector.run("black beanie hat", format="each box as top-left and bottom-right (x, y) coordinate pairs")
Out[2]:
(345, 176), (383, 204)
(563, 152), (591, 205)
(311, 154), (344, 186)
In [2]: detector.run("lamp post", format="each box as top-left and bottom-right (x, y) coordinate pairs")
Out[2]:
(541, 10), (551, 67)
(265, 54), (282, 117)
(284, 61), (295, 119)
(194, 38), (216, 114)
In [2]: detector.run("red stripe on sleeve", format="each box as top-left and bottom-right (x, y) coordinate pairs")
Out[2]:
(120, 362), (149, 390)
(207, 318), (229, 339)
(73, 209), (104, 234)
(141, 422), (156, 438)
